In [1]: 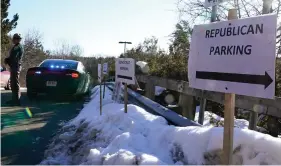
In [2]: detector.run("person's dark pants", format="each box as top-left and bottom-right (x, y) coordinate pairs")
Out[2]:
(10, 68), (21, 102)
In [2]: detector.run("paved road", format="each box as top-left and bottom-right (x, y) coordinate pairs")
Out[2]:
(1, 89), (86, 165)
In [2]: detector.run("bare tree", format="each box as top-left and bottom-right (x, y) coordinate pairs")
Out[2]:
(177, 0), (280, 22)
(52, 40), (84, 57)
(22, 29), (46, 69)
(70, 44), (84, 57)
(18, 29), (47, 85)
(52, 39), (71, 57)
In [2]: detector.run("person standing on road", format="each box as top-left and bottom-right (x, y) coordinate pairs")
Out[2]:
(4, 33), (24, 106)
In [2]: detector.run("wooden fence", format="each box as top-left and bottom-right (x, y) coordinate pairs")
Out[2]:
(136, 75), (281, 130)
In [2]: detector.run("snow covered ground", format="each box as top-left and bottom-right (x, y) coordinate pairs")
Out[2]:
(194, 107), (267, 133)
(40, 86), (281, 165)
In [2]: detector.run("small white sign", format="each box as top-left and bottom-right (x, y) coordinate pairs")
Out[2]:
(205, 0), (226, 7)
(115, 58), (135, 84)
(103, 63), (108, 74)
(98, 64), (102, 83)
(188, 14), (277, 99)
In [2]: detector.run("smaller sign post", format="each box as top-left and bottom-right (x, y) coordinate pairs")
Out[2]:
(124, 83), (128, 113)
(103, 63), (108, 99)
(98, 63), (103, 115)
(98, 64), (102, 83)
(115, 58), (135, 113)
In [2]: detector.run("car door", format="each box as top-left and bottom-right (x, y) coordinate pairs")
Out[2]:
(0, 66), (10, 87)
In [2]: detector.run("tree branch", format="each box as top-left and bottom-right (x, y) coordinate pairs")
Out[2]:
(240, 0), (251, 17)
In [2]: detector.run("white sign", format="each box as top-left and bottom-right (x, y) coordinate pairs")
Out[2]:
(205, 0), (226, 7)
(188, 14), (277, 99)
(98, 64), (102, 83)
(103, 63), (108, 74)
(115, 58), (135, 84)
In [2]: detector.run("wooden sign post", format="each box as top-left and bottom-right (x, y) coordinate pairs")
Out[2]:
(98, 63), (103, 115)
(222, 9), (237, 165)
(103, 63), (108, 99)
(100, 79), (102, 115)
(223, 93), (235, 164)
(103, 76), (106, 98)
(124, 83), (128, 113)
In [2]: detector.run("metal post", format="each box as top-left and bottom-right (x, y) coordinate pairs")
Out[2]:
(210, 5), (217, 22)
(198, 4), (217, 124)
(100, 82), (102, 115)
(119, 41), (132, 58)
(103, 75), (106, 98)
(198, 92), (206, 124)
(262, 0), (273, 14)
(124, 83), (128, 113)
(123, 42), (128, 113)
(100, 60), (103, 115)
(124, 43), (126, 57)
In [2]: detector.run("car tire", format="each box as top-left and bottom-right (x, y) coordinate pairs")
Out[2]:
(4, 79), (11, 90)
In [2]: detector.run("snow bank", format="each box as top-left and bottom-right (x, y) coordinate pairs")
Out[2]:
(194, 106), (267, 133)
(40, 86), (281, 165)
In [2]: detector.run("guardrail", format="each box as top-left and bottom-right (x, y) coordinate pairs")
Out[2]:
(136, 75), (281, 130)
(106, 82), (201, 127)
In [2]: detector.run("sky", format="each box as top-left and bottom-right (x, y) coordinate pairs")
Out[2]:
(9, 0), (180, 57)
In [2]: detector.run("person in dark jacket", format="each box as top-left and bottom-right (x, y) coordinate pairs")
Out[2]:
(4, 33), (24, 106)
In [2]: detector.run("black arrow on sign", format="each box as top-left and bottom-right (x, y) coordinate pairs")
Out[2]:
(117, 75), (133, 80)
(196, 71), (273, 89)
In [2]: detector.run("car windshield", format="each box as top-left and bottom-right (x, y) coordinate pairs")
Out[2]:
(39, 60), (78, 70)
